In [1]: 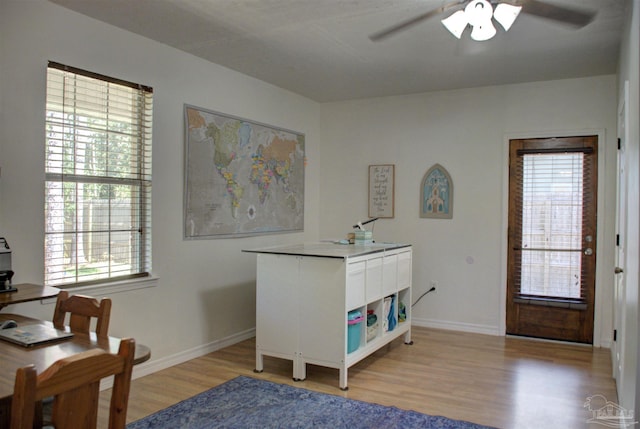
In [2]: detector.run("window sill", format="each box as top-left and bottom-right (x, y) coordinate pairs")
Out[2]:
(41, 275), (158, 305)
(513, 296), (587, 310)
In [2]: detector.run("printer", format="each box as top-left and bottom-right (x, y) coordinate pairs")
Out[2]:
(0, 237), (14, 291)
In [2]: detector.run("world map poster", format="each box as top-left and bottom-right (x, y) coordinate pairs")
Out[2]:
(184, 105), (305, 238)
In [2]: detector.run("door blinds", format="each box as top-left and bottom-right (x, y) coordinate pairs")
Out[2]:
(511, 145), (595, 303)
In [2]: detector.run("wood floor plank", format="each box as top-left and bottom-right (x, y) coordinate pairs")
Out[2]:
(99, 327), (618, 428)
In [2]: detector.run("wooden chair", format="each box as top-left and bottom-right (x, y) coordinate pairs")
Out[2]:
(10, 338), (135, 429)
(53, 291), (112, 337)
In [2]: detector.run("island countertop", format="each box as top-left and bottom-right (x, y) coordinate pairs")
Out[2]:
(242, 242), (411, 259)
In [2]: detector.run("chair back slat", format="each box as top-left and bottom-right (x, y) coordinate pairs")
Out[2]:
(10, 338), (135, 429)
(53, 290), (112, 337)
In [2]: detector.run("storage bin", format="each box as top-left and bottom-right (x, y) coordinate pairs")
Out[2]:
(354, 230), (373, 245)
(366, 321), (378, 342)
(347, 310), (364, 353)
(366, 309), (378, 342)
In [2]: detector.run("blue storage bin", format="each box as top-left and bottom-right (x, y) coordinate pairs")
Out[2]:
(347, 310), (364, 353)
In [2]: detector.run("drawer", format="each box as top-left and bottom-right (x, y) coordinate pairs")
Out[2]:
(397, 250), (412, 289)
(365, 256), (383, 301)
(382, 253), (398, 295)
(346, 261), (366, 309)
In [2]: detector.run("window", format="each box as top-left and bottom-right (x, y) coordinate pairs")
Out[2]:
(44, 62), (153, 287)
(519, 152), (585, 299)
(507, 137), (597, 305)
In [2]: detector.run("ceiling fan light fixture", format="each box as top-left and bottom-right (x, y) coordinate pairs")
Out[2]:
(441, 10), (468, 39)
(465, 0), (494, 26)
(494, 3), (522, 31)
(465, 0), (496, 41)
(470, 21), (497, 41)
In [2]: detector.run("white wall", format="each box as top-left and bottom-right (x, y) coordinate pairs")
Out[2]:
(319, 76), (618, 344)
(0, 0), (321, 368)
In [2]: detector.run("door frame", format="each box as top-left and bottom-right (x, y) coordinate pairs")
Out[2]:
(500, 129), (609, 347)
(613, 80), (629, 389)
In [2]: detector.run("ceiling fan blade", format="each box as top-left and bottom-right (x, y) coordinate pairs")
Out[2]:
(517, 0), (596, 28)
(369, 1), (466, 42)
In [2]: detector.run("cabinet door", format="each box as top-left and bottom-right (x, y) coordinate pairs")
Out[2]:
(346, 261), (366, 310)
(366, 256), (383, 301)
(382, 253), (398, 295)
(298, 257), (346, 362)
(256, 254), (299, 355)
(397, 250), (412, 289)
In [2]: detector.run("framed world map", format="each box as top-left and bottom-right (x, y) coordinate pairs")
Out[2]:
(184, 105), (305, 238)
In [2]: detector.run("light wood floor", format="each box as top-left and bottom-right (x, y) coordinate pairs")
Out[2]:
(100, 327), (618, 429)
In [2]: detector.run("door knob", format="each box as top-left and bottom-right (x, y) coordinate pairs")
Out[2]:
(584, 248), (593, 256)
(615, 267), (624, 274)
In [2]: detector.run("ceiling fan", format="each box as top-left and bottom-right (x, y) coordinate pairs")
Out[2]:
(369, 0), (597, 42)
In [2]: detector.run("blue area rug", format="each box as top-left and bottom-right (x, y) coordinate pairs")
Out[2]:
(127, 376), (495, 429)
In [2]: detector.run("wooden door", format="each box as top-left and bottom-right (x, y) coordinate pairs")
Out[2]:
(506, 136), (597, 344)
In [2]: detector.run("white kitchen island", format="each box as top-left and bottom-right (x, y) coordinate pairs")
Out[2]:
(243, 242), (413, 390)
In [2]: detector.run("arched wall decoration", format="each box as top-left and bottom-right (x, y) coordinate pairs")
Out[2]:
(420, 164), (453, 219)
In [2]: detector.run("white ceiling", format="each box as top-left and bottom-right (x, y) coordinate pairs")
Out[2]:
(48, 0), (626, 102)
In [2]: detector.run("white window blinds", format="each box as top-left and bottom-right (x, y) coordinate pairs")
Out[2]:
(512, 147), (594, 301)
(44, 62), (153, 287)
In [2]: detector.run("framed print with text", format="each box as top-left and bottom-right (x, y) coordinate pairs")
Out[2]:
(368, 164), (394, 218)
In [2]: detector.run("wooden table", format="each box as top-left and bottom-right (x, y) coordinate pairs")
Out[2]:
(0, 283), (60, 310)
(0, 313), (150, 425)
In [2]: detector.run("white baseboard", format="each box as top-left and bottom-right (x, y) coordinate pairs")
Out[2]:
(132, 327), (256, 379)
(598, 340), (612, 349)
(104, 320), (610, 391)
(126, 321), (500, 386)
(411, 317), (501, 336)
(101, 327), (256, 390)
(411, 318), (612, 349)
